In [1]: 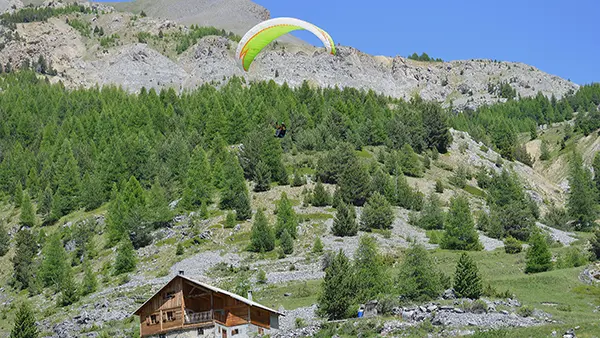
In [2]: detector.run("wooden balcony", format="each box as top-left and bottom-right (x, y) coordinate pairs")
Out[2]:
(184, 310), (213, 325)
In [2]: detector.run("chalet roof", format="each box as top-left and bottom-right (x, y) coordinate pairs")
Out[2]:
(132, 274), (285, 317)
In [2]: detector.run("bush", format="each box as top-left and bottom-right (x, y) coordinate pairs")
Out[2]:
(556, 247), (589, 269)
(175, 242), (184, 256)
(295, 317), (307, 329)
(503, 236), (522, 254)
(435, 179), (444, 193)
(257, 270), (267, 284)
(224, 211), (237, 229)
(377, 295), (401, 315)
(449, 165), (468, 188)
(557, 304), (572, 312)
(471, 299), (488, 313)
(312, 237), (324, 254)
(517, 306), (533, 317)
(360, 192), (394, 230)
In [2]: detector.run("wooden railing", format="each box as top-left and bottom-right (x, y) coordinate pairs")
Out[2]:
(213, 311), (227, 324)
(184, 310), (213, 324)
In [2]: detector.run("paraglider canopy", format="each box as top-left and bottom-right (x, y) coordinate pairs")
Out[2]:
(236, 17), (336, 72)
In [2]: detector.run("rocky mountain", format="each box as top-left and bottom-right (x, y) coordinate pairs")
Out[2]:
(0, 1), (578, 110)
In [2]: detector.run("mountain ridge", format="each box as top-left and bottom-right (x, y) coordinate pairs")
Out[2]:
(0, 0), (579, 110)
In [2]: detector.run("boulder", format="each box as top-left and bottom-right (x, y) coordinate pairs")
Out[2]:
(443, 288), (456, 299)
(401, 310), (414, 320)
(427, 305), (438, 312)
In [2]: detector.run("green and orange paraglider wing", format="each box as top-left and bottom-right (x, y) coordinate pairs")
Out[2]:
(236, 17), (336, 72)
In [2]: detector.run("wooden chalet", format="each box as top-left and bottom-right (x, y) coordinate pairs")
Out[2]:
(133, 273), (283, 338)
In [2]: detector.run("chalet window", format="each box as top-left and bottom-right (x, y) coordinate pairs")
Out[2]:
(150, 314), (158, 325)
(159, 335), (166, 338)
(166, 311), (175, 321)
(197, 328), (204, 335)
(232, 329), (239, 335)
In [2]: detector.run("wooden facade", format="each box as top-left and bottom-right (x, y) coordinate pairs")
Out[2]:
(133, 275), (281, 337)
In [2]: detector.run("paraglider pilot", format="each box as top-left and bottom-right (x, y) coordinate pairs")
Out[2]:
(275, 122), (286, 138)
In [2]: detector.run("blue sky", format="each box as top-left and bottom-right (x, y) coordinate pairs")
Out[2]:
(252, 0), (598, 85)
(99, 0), (598, 84)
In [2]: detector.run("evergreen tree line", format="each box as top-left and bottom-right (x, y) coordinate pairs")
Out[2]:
(318, 240), (484, 320)
(0, 72), (450, 227)
(0, 4), (93, 28)
(451, 85), (600, 160)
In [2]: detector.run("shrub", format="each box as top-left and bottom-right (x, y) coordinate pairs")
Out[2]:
(312, 237), (324, 253)
(435, 179), (444, 193)
(517, 306), (533, 317)
(471, 299), (488, 313)
(175, 242), (184, 256)
(257, 270), (267, 284)
(503, 236), (522, 254)
(295, 317), (307, 329)
(224, 211), (237, 229)
(557, 304), (572, 312)
(360, 192), (394, 230)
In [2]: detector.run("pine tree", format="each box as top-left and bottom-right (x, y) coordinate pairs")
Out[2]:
(181, 147), (213, 209)
(0, 221), (9, 257)
(19, 191), (36, 227)
(453, 253), (483, 299)
(399, 143), (423, 177)
(220, 153), (251, 220)
(338, 160), (371, 206)
(449, 165), (468, 188)
(80, 173), (104, 211)
(275, 192), (298, 239)
(106, 183), (126, 246)
(26, 168), (39, 201)
(416, 193), (444, 229)
(435, 179), (444, 193)
(354, 235), (387, 302)
(421, 102), (452, 153)
(312, 237), (324, 254)
(13, 181), (23, 208)
(58, 267), (78, 307)
(540, 140), (551, 161)
(360, 192), (394, 230)
(525, 230), (553, 273)
(81, 259), (97, 296)
(441, 195), (482, 251)
(253, 160), (271, 192)
(9, 302), (38, 338)
(310, 180), (331, 207)
(39, 234), (67, 289)
(589, 228), (600, 261)
(250, 209), (275, 253)
(593, 152), (600, 199)
(317, 249), (354, 320)
(52, 139), (81, 219)
(332, 202), (358, 237)
(291, 169), (305, 187)
(567, 152), (597, 230)
(122, 176), (151, 248)
(114, 238), (136, 275)
(38, 186), (54, 222)
(370, 167), (391, 197)
(12, 228), (37, 290)
(397, 243), (442, 301)
(280, 228), (294, 255)
(176, 242), (185, 256)
(146, 179), (173, 228)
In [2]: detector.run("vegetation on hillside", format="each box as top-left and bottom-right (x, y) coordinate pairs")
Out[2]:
(0, 69), (598, 336)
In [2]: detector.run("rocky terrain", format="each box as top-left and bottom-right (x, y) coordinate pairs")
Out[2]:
(0, 1), (579, 110)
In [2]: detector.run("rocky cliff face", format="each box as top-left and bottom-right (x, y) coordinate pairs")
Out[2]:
(0, 1), (579, 110)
